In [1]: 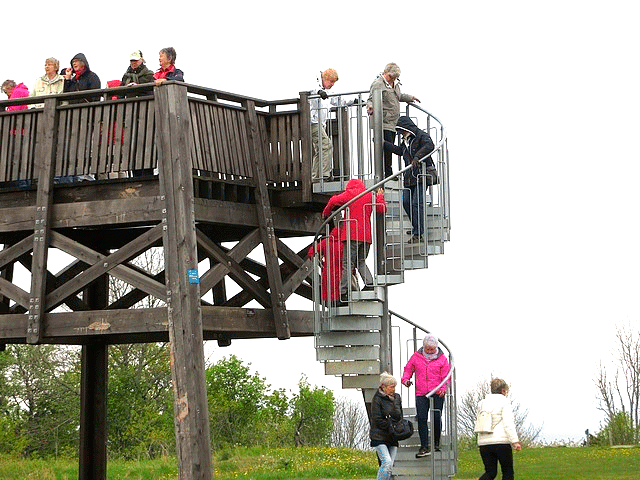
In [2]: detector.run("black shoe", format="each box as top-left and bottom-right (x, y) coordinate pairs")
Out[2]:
(362, 284), (374, 291)
(434, 445), (441, 452)
(407, 234), (421, 244)
(415, 447), (430, 458)
(340, 293), (349, 303)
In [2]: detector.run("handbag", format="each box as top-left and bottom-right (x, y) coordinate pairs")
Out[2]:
(474, 410), (493, 434)
(388, 417), (414, 441)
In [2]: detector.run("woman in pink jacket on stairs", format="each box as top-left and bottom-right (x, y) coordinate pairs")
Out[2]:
(402, 334), (450, 457)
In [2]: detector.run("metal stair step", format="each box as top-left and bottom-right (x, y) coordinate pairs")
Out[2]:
(332, 301), (383, 316)
(324, 360), (380, 375)
(377, 273), (403, 285)
(316, 345), (380, 361)
(315, 331), (380, 347)
(328, 315), (382, 331)
(341, 374), (380, 389)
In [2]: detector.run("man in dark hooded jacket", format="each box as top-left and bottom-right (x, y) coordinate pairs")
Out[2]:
(62, 53), (101, 103)
(384, 116), (437, 243)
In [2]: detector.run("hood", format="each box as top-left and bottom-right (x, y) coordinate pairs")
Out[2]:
(70, 53), (91, 71)
(417, 346), (443, 359)
(345, 178), (366, 194)
(396, 116), (420, 136)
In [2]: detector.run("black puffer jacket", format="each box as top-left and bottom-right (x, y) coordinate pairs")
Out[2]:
(63, 53), (101, 103)
(384, 116), (436, 188)
(370, 389), (403, 447)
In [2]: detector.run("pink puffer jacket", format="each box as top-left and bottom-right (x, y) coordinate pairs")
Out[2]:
(402, 347), (450, 397)
(6, 83), (29, 111)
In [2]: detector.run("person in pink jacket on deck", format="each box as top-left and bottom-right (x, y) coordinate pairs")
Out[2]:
(402, 334), (450, 457)
(322, 178), (386, 303)
(2, 80), (29, 111)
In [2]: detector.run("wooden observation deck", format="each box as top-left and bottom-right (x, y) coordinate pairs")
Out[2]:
(0, 82), (453, 480)
(0, 83), (341, 479)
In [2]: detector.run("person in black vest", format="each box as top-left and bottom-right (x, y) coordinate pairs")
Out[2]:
(62, 53), (101, 103)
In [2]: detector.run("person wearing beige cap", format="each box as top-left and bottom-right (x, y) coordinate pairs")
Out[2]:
(121, 50), (154, 86)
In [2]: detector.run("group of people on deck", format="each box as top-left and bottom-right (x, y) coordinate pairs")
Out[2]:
(1, 47), (183, 110)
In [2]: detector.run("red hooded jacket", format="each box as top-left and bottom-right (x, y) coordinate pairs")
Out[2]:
(322, 179), (387, 244)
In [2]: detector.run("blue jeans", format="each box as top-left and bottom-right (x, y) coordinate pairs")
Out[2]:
(415, 395), (444, 449)
(402, 183), (424, 236)
(375, 444), (398, 480)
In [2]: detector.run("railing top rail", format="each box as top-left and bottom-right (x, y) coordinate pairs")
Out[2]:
(0, 81), (302, 111)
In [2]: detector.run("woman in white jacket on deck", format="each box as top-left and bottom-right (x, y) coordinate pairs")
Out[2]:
(476, 378), (522, 480)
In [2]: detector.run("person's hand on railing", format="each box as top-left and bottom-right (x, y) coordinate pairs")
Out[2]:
(410, 96), (421, 104)
(402, 380), (412, 387)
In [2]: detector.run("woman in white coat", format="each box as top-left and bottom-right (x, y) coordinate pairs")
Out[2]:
(476, 378), (521, 480)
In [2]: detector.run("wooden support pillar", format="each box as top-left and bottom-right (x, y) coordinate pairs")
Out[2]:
(79, 343), (108, 480)
(79, 264), (109, 480)
(28, 97), (59, 344)
(155, 83), (212, 480)
(243, 99), (290, 339)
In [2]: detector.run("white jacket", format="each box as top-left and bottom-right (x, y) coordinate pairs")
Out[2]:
(476, 394), (519, 446)
(309, 74), (345, 126)
(30, 74), (65, 108)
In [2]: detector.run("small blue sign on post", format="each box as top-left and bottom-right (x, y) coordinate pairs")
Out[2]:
(187, 269), (200, 284)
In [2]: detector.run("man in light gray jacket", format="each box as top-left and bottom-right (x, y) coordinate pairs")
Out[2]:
(367, 63), (420, 178)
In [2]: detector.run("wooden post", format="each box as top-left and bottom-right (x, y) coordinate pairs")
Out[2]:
(243, 99), (290, 340)
(78, 258), (109, 480)
(298, 92), (312, 203)
(79, 343), (108, 480)
(28, 97), (59, 344)
(154, 83), (212, 480)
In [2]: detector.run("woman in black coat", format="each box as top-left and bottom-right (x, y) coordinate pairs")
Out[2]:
(370, 372), (403, 480)
(62, 53), (101, 103)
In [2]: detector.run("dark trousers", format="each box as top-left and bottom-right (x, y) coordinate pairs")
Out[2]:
(415, 395), (444, 449)
(402, 183), (425, 236)
(479, 444), (514, 480)
(383, 129), (395, 178)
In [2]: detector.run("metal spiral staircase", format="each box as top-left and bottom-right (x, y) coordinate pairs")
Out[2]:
(308, 91), (456, 479)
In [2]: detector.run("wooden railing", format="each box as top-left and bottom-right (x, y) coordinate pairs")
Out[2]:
(0, 83), (312, 192)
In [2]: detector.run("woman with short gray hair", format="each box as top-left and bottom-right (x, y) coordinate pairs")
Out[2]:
(30, 57), (64, 108)
(154, 47), (184, 86)
(370, 372), (403, 480)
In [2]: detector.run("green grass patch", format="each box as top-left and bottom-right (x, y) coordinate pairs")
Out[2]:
(455, 446), (640, 480)
(2, 446), (640, 479)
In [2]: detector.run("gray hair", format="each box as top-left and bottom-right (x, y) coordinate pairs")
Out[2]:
(379, 371), (397, 387)
(160, 47), (177, 65)
(383, 62), (401, 79)
(45, 57), (60, 71)
(2, 79), (16, 93)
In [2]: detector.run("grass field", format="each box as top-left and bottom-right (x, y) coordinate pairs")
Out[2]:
(0, 446), (639, 479)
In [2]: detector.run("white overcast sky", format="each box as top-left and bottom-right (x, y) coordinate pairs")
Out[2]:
(5, 0), (639, 442)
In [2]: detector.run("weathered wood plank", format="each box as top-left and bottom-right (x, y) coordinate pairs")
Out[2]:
(298, 93), (312, 201)
(28, 97), (59, 344)
(196, 228), (271, 307)
(47, 226), (166, 308)
(243, 99), (290, 339)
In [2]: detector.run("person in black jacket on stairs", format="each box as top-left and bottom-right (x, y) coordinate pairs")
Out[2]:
(370, 372), (403, 480)
(384, 116), (437, 244)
